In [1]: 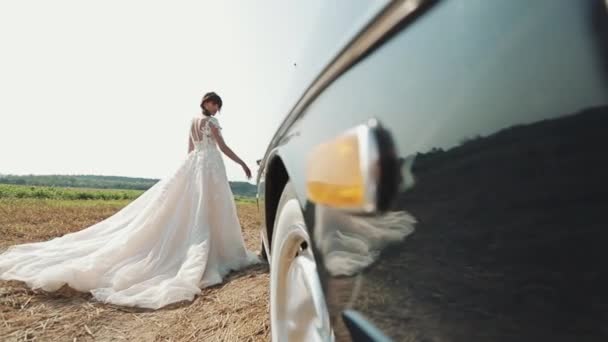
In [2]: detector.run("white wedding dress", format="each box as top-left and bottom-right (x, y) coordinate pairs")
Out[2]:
(0, 116), (259, 309)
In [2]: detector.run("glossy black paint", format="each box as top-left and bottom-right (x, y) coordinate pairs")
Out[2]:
(258, 0), (608, 341)
(342, 310), (392, 342)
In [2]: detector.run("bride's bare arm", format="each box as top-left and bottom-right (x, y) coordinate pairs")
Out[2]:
(211, 125), (244, 165)
(211, 125), (251, 178)
(188, 136), (194, 153)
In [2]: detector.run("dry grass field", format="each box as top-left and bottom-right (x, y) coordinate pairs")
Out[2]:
(0, 197), (270, 342)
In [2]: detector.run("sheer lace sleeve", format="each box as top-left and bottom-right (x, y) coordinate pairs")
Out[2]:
(203, 117), (222, 141)
(208, 117), (222, 131)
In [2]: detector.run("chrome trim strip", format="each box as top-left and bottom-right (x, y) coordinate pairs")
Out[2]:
(261, 0), (428, 166)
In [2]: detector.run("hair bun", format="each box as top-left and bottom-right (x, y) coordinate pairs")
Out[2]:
(200, 91), (223, 116)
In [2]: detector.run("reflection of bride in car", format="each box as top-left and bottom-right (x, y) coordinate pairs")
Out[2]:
(317, 208), (417, 276)
(317, 155), (418, 277)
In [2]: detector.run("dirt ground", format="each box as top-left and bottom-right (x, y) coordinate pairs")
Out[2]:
(0, 199), (270, 342)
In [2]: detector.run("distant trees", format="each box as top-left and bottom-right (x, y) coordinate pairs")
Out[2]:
(0, 175), (257, 198)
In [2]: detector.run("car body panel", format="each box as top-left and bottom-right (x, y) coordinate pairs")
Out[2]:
(259, 0), (608, 340)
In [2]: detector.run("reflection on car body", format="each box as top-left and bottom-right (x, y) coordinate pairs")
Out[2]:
(257, 0), (608, 341)
(331, 106), (608, 341)
(315, 207), (417, 277)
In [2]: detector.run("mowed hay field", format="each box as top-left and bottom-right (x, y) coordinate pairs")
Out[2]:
(0, 194), (270, 342)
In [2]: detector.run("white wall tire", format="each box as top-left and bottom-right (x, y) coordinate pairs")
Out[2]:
(269, 182), (333, 342)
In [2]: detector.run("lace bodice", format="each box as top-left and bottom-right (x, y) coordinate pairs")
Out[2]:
(190, 116), (227, 187)
(190, 116), (222, 151)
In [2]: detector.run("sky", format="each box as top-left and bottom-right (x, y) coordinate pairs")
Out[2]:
(0, 0), (330, 182)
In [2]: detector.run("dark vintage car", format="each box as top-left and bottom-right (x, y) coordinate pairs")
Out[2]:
(256, 0), (608, 341)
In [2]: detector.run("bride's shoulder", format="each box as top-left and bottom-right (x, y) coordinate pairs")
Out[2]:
(209, 116), (222, 129)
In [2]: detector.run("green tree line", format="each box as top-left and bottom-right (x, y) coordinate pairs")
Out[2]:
(0, 175), (257, 197)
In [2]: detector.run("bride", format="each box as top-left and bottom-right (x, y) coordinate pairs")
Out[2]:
(0, 92), (260, 309)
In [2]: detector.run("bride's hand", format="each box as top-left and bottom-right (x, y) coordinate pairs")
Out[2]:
(242, 164), (252, 180)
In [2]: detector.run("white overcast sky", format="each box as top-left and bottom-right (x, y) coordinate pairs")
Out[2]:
(0, 0), (329, 182)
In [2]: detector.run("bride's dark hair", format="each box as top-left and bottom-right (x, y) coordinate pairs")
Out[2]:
(200, 92), (223, 116)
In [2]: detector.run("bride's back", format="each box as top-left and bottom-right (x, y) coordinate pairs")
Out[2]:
(190, 116), (221, 151)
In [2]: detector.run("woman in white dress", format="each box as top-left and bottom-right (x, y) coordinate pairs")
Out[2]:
(0, 92), (260, 309)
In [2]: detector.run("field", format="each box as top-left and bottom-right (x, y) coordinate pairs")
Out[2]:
(0, 188), (270, 341)
(0, 184), (143, 201)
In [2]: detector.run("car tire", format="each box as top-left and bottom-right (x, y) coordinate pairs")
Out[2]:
(269, 181), (333, 342)
(259, 236), (268, 261)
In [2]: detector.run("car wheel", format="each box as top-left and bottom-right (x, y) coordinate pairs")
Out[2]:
(270, 181), (333, 341)
(259, 236), (268, 261)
